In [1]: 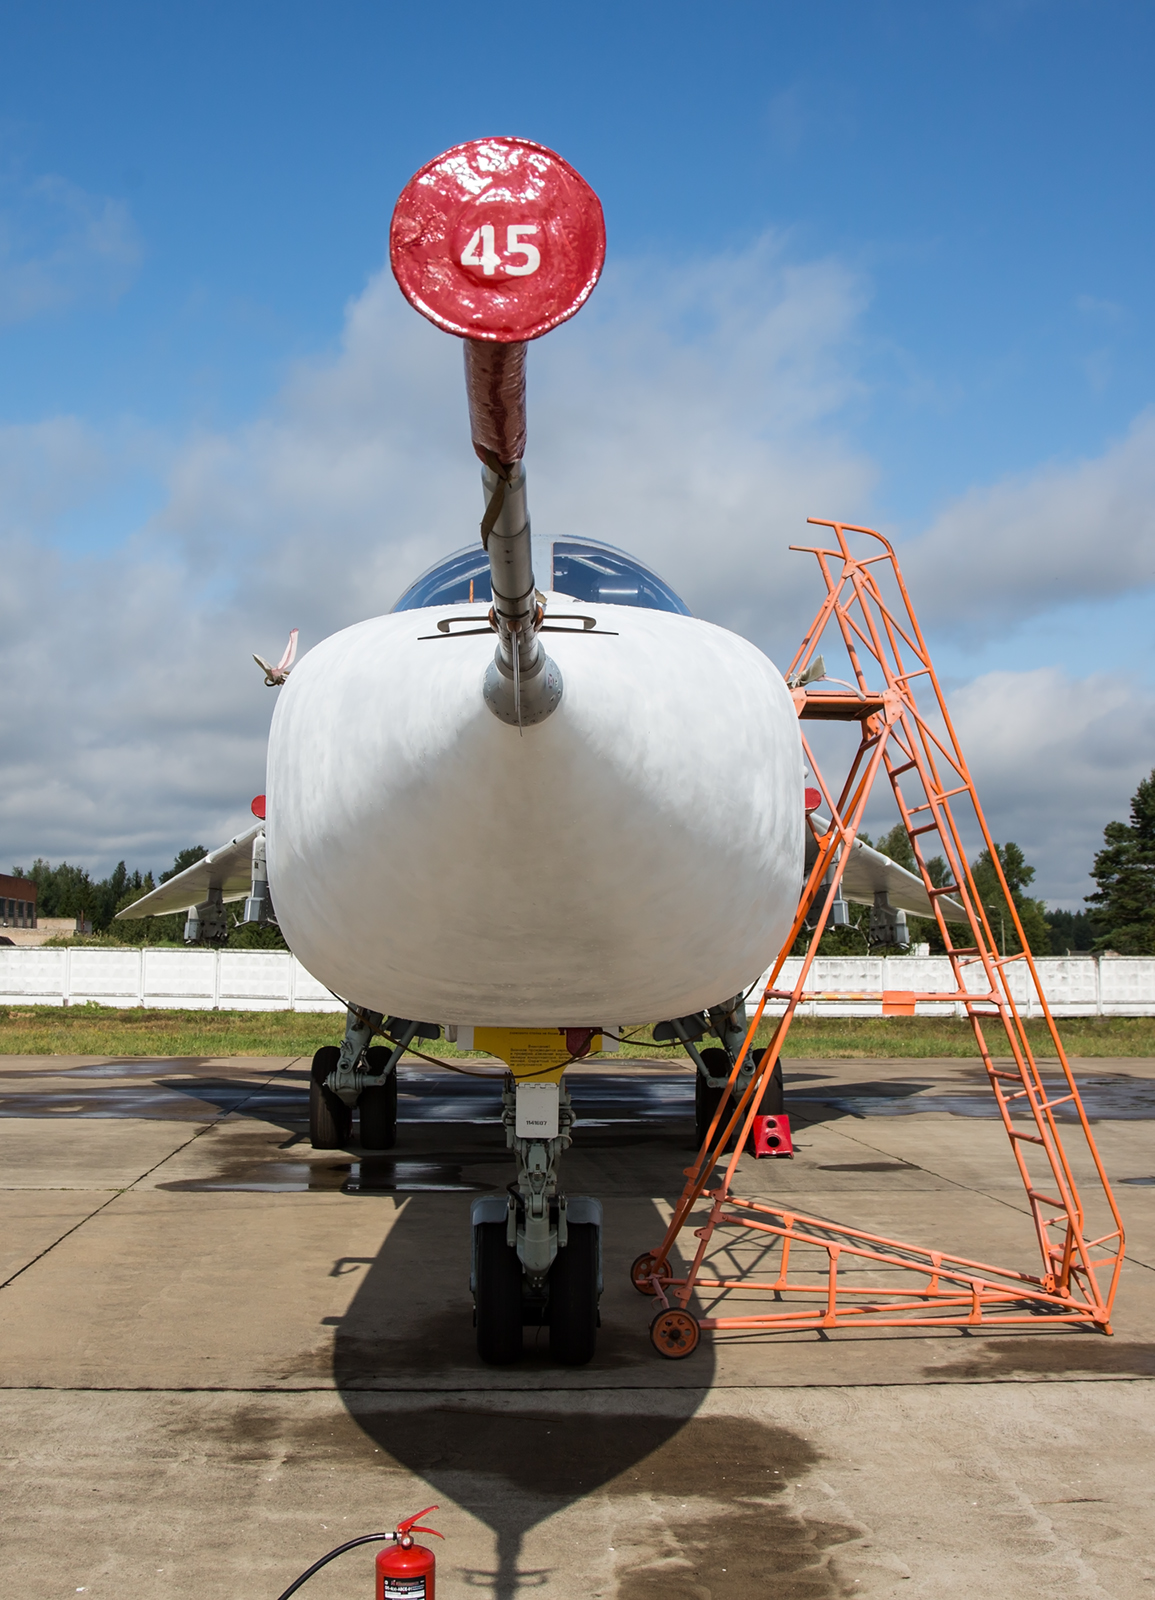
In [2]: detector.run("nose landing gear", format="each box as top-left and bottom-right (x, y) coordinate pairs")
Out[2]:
(465, 1031), (608, 1367)
(471, 1192), (603, 1366)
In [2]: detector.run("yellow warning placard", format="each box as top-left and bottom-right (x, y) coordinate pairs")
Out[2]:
(472, 1028), (603, 1080)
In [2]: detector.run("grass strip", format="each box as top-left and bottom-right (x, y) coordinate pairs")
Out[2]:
(0, 1007), (1152, 1058)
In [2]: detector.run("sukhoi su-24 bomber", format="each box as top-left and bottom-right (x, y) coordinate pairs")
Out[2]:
(119, 138), (950, 1365)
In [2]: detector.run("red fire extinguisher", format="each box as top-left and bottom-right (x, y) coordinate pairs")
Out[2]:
(376, 1506), (444, 1600)
(271, 1506), (444, 1600)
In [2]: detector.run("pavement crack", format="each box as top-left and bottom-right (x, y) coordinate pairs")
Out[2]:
(0, 1058), (303, 1292)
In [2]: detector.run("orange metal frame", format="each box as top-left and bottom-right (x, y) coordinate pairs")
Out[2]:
(635, 520), (1125, 1358)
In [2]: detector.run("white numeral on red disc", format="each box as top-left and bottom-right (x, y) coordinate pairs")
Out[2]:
(460, 222), (541, 277)
(504, 224), (540, 276)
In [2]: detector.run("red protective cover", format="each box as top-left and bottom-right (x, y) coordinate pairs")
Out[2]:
(464, 340), (526, 465)
(390, 136), (605, 343)
(752, 1114), (794, 1158)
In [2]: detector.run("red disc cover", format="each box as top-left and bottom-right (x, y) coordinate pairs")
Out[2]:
(390, 136), (605, 342)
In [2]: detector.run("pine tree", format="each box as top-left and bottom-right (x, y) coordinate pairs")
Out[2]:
(1044, 908), (1095, 954)
(970, 841), (1049, 956)
(161, 846), (208, 883)
(1086, 771), (1155, 954)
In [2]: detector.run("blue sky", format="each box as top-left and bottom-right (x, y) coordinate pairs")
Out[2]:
(1, 0), (1153, 904)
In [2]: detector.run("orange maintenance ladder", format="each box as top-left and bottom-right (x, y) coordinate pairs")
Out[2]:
(632, 520), (1125, 1357)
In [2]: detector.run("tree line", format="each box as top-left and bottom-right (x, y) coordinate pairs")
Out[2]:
(7, 847), (286, 948)
(9, 768), (1153, 955)
(799, 767), (1155, 957)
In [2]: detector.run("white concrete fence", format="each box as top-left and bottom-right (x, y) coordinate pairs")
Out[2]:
(0, 947), (1153, 1019)
(0, 947), (345, 1013)
(759, 954), (1155, 1019)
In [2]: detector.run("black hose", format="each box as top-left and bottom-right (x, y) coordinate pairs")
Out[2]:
(273, 1532), (393, 1599)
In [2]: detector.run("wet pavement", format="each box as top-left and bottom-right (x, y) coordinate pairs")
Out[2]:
(2, 1049), (1155, 1598)
(6, 1054), (1155, 1123)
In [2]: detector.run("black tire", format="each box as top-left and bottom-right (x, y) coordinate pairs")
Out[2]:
(359, 1047), (398, 1150)
(310, 1044), (339, 1086)
(753, 1047), (785, 1116)
(309, 1046), (351, 1149)
(694, 1047), (731, 1147)
(549, 1222), (599, 1366)
(694, 1047), (783, 1149)
(475, 1223), (523, 1364)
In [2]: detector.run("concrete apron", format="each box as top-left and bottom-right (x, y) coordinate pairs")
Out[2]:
(2, 1053), (1154, 1598)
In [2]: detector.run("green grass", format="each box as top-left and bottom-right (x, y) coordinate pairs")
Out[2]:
(753, 1015), (1155, 1058)
(0, 1006), (1153, 1058)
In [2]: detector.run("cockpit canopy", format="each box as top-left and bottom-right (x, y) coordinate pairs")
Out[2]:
(392, 537), (691, 616)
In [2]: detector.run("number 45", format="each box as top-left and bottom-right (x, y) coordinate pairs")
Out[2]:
(460, 222), (541, 277)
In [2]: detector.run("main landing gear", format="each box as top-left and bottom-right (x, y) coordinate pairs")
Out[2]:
(308, 1007), (436, 1151)
(471, 1071), (603, 1367)
(655, 995), (785, 1149)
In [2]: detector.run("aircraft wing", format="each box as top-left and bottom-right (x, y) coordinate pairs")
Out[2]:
(115, 825), (262, 919)
(807, 819), (967, 921)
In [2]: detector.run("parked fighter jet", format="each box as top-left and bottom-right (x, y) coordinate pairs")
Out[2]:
(119, 137), (956, 1366)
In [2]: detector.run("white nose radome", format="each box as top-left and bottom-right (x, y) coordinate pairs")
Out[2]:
(266, 602), (803, 1025)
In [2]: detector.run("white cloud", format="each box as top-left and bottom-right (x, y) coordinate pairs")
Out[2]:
(0, 235), (873, 878)
(531, 235), (874, 647)
(946, 666), (1155, 905)
(4, 228), (1147, 907)
(900, 410), (1155, 634)
(0, 416), (111, 534)
(0, 174), (141, 324)
(1075, 294), (1126, 325)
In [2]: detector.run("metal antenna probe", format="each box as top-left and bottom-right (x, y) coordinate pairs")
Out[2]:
(467, 345), (562, 729)
(510, 619), (523, 732)
(390, 138), (603, 731)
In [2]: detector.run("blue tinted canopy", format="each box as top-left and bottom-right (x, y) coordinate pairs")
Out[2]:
(392, 537), (691, 616)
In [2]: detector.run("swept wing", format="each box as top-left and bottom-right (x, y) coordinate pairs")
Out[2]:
(115, 825), (262, 920)
(807, 819), (966, 921)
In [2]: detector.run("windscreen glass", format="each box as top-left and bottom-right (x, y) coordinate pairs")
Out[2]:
(392, 547), (493, 611)
(392, 537), (690, 615)
(550, 540), (690, 614)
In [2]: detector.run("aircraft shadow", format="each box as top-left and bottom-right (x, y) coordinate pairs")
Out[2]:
(330, 1108), (718, 1599)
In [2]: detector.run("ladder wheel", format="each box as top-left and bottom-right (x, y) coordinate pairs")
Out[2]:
(308, 1047), (350, 1148)
(650, 1307), (701, 1359)
(630, 1251), (667, 1296)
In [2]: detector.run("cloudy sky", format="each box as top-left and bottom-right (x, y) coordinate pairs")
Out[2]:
(1, 1), (1153, 906)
